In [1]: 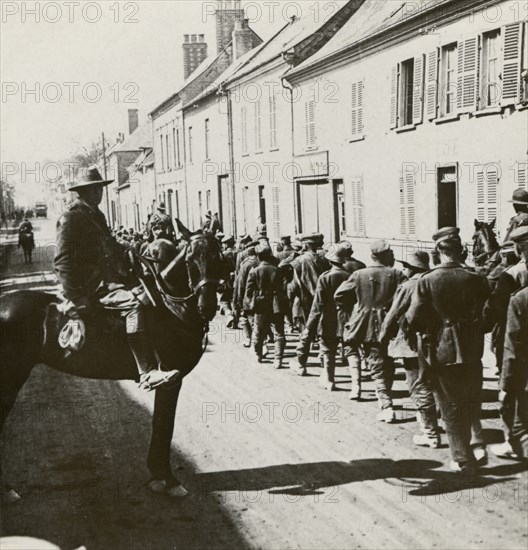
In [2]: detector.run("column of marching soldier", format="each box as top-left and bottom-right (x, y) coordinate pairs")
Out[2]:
(216, 188), (528, 476)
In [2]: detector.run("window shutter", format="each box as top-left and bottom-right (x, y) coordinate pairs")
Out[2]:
(457, 36), (478, 112)
(426, 49), (438, 120)
(399, 170), (416, 237)
(390, 65), (398, 128)
(241, 107), (247, 154)
(516, 162), (527, 190)
(272, 186), (280, 239)
(501, 22), (522, 105)
(476, 164), (499, 223)
(305, 99), (316, 148)
(413, 55), (424, 124)
(351, 80), (364, 137)
(269, 94), (277, 148)
(352, 177), (365, 236)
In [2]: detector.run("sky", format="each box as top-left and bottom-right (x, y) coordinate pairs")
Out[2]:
(0, 0), (346, 202)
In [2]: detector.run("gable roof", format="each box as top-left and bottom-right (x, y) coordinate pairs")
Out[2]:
(113, 122), (152, 153)
(223, 0), (360, 84)
(288, 0), (456, 78)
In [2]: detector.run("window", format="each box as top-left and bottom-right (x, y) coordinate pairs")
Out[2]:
(172, 127), (178, 168)
(481, 30), (501, 108)
(241, 107), (248, 154)
(188, 127), (193, 164)
(476, 164), (499, 223)
(254, 100), (262, 151)
(269, 94), (277, 148)
(350, 80), (364, 137)
(440, 44), (457, 116)
(198, 190), (203, 224)
(304, 97), (316, 149)
(258, 185), (266, 223)
(242, 186), (249, 233)
(390, 56), (424, 128)
(205, 118), (210, 160)
(176, 129), (181, 167)
(166, 134), (170, 171)
(206, 189), (211, 212)
(159, 134), (164, 171)
(399, 168), (416, 237)
(400, 58), (414, 126)
(517, 162), (528, 190)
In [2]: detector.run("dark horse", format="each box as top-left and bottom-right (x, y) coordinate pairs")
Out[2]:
(472, 219), (500, 274)
(0, 220), (224, 497)
(18, 230), (35, 264)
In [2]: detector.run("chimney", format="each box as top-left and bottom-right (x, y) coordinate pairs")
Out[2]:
(183, 33), (208, 79)
(232, 18), (256, 61)
(215, 0), (244, 54)
(128, 109), (139, 135)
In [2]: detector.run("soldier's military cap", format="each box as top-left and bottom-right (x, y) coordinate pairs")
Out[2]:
(280, 235), (291, 244)
(338, 240), (354, 258)
(291, 241), (302, 251)
(433, 226), (461, 244)
(222, 235), (235, 246)
(370, 239), (391, 255)
(398, 250), (430, 272)
(325, 245), (350, 265)
(509, 188), (528, 205)
(510, 225), (528, 243)
(300, 233), (322, 244)
(239, 234), (252, 245)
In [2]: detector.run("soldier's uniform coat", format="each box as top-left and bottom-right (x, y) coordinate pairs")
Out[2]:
(335, 264), (406, 346)
(406, 262), (490, 465)
(500, 286), (528, 453)
(54, 199), (124, 302)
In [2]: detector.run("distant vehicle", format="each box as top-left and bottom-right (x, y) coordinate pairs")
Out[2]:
(35, 202), (48, 218)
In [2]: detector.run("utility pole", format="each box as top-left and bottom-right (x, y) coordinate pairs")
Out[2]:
(101, 132), (110, 223)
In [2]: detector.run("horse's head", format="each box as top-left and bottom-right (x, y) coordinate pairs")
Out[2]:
(472, 218), (498, 266)
(146, 238), (179, 274)
(162, 219), (224, 322)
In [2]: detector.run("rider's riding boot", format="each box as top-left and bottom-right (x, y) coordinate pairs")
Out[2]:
(128, 332), (181, 391)
(347, 355), (361, 400)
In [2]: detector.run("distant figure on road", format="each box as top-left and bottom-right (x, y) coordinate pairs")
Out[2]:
(18, 217), (35, 264)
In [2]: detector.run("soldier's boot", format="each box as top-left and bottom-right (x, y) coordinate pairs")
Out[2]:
(242, 317), (252, 347)
(347, 356), (361, 400)
(319, 356), (336, 391)
(413, 407), (440, 448)
(128, 333), (181, 392)
(273, 337), (286, 370)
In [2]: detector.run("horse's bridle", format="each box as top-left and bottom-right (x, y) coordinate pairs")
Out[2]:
(184, 233), (223, 297)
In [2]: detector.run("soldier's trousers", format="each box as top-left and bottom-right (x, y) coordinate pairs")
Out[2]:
(403, 358), (438, 437)
(363, 343), (394, 410)
(500, 387), (528, 451)
(430, 362), (482, 465)
(296, 326), (317, 366)
(240, 310), (253, 345)
(252, 312), (285, 361)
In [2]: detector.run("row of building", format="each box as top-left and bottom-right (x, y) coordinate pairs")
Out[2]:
(64, 0), (528, 259)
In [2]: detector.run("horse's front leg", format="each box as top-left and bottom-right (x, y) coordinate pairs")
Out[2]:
(147, 380), (188, 496)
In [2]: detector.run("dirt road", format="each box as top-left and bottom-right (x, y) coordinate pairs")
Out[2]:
(1, 220), (527, 550)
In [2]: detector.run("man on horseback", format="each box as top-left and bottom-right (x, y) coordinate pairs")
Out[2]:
(504, 189), (528, 242)
(53, 167), (180, 391)
(18, 217), (35, 262)
(146, 202), (176, 243)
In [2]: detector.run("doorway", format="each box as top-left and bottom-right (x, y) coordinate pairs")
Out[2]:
(437, 166), (458, 228)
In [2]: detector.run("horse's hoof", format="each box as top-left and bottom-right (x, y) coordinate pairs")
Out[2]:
(166, 484), (189, 498)
(148, 479), (167, 493)
(6, 488), (21, 503)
